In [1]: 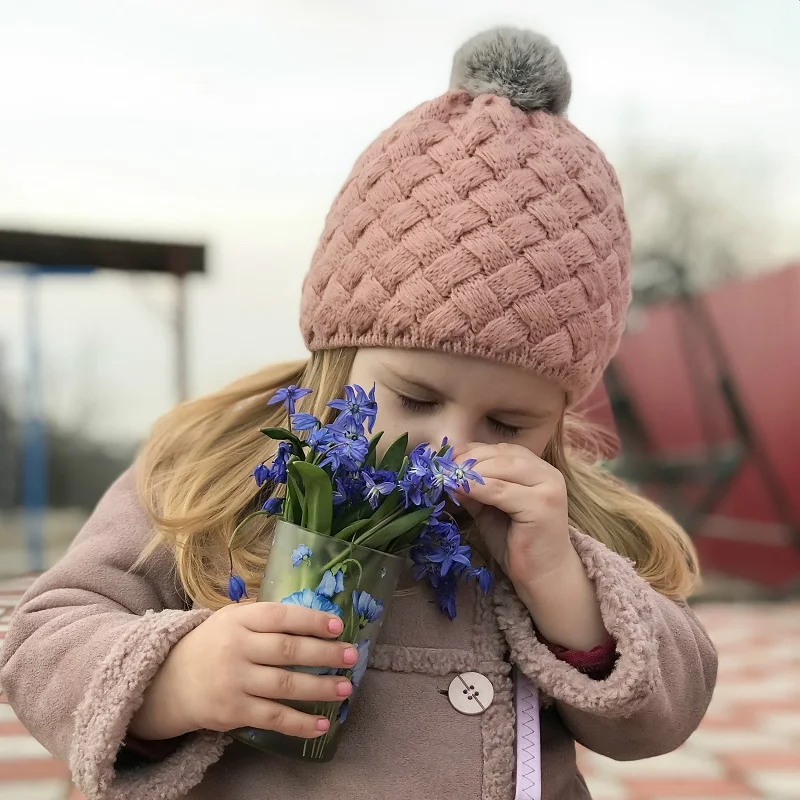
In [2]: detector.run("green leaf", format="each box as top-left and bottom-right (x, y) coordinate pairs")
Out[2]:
(357, 505), (434, 551)
(365, 431), (384, 469)
(331, 501), (372, 534)
(367, 490), (402, 526)
(379, 433), (408, 472)
(285, 470), (304, 526)
(290, 461), (334, 535)
(436, 442), (452, 457)
(259, 427), (305, 458)
(388, 520), (430, 553)
(333, 519), (372, 541)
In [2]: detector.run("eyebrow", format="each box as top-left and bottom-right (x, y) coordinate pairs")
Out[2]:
(384, 367), (557, 420)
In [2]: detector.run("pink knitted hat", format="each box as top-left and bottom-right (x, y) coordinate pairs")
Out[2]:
(300, 28), (631, 401)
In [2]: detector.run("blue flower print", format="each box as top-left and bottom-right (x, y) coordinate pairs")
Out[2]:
(350, 640), (370, 688)
(352, 590), (384, 627)
(281, 588), (343, 617)
(316, 569), (344, 598)
(291, 544), (312, 568)
(338, 699), (350, 723)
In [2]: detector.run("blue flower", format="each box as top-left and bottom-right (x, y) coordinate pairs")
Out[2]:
(290, 412), (320, 431)
(327, 384), (378, 433)
(320, 430), (370, 472)
(252, 463), (270, 487)
(471, 566), (493, 595)
(227, 574), (247, 602)
(262, 497), (284, 515)
(352, 590), (384, 627)
(307, 425), (337, 453)
(362, 470), (396, 509)
(291, 544), (312, 568)
(399, 473), (425, 507)
(452, 458), (483, 488)
(427, 450), (460, 504)
(281, 588), (342, 617)
(410, 544), (442, 588)
(422, 528), (473, 577)
(435, 576), (458, 620)
(338, 699), (350, 723)
(268, 442), (291, 484)
(316, 569), (345, 598)
(350, 640), (370, 687)
(267, 385), (312, 416)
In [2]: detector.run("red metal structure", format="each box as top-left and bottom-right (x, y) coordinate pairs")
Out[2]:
(587, 262), (800, 590)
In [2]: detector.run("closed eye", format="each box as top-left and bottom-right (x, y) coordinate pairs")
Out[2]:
(488, 419), (520, 438)
(398, 394), (438, 413)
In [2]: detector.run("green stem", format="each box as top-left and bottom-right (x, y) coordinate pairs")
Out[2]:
(227, 510), (270, 551)
(353, 508), (404, 546)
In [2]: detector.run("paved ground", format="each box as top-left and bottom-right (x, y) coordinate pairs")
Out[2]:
(0, 575), (799, 800)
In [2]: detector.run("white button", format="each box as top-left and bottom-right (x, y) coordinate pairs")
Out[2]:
(447, 672), (494, 715)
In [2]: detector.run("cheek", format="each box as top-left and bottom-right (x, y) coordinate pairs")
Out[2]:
(525, 423), (559, 458)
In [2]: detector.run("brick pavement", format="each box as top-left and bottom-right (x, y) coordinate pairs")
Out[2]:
(1, 575), (798, 799)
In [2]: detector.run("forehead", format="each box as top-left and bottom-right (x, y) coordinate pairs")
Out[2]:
(355, 348), (564, 413)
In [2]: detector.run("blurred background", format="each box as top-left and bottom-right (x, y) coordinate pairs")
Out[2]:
(0, 1), (799, 798)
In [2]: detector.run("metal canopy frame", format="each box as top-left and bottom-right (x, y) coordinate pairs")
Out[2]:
(0, 228), (206, 570)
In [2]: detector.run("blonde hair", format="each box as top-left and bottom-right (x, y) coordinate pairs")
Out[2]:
(136, 348), (698, 610)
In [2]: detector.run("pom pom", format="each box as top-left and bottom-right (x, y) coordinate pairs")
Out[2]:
(450, 27), (571, 115)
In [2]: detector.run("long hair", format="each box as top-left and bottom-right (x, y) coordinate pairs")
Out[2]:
(136, 348), (698, 609)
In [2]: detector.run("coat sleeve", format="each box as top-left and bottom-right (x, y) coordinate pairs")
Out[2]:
(0, 468), (229, 800)
(494, 529), (718, 760)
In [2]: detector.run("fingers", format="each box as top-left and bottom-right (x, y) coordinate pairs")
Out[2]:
(462, 476), (533, 518)
(237, 601), (345, 638)
(243, 632), (359, 671)
(242, 665), (353, 704)
(242, 697), (336, 739)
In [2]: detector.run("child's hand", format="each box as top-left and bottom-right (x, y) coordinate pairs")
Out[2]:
(129, 602), (356, 741)
(453, 442), (573, 590)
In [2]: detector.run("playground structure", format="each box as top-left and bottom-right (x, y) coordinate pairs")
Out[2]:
(0, 228), (206, 571)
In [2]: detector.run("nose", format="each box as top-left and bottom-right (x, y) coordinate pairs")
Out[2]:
(427, 410), (476, 453)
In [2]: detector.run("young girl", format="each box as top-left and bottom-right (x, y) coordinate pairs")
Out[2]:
(1, 27), (716, 800)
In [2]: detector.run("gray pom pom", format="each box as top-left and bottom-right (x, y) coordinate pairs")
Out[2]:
(450, 27), (572, 115)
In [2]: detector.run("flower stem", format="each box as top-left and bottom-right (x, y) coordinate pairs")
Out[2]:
(227, 510), (270, 551)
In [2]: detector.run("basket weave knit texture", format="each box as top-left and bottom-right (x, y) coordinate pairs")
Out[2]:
(300, 31), (631, 401)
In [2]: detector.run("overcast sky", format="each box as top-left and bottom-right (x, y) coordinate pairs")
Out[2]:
(1, 0), (798, 442)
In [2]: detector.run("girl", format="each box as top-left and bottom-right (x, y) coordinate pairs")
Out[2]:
(1, 27), (717, 800)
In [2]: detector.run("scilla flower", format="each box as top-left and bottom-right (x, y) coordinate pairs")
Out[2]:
(262, 497), (283, 514)
(267, 385), (312, 416)
(327, 384), (378, 433)
(227, 574), (247, 603)
(252, 463), (270, 487)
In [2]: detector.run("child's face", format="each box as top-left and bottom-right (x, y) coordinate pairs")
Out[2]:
(347, 348), (564, 457)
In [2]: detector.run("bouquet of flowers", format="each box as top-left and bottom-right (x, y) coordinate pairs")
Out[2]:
(226, 382), (490, 760)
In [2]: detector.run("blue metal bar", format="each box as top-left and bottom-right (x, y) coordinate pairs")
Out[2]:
(22, 267), (45, 572)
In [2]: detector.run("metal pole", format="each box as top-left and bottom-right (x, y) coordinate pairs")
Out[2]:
(22, 267), (45, 572)
(172, 251), (189, 403)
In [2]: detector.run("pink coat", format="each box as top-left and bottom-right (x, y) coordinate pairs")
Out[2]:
(0, 470), (717, 799)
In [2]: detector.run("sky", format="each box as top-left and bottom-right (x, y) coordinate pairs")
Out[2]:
(0, 0), (798, 443)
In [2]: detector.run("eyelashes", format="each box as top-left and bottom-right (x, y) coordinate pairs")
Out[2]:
(396, 394), (521, 438)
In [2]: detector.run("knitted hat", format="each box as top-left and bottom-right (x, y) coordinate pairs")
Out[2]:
(300, 27), (631, 402)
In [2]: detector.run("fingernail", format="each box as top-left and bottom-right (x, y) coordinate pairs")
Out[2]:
(316, 718), (330, 732)
(343, 647), (358, 665)
(328, 618), (343, 635)
(336, 681), (352, 697)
